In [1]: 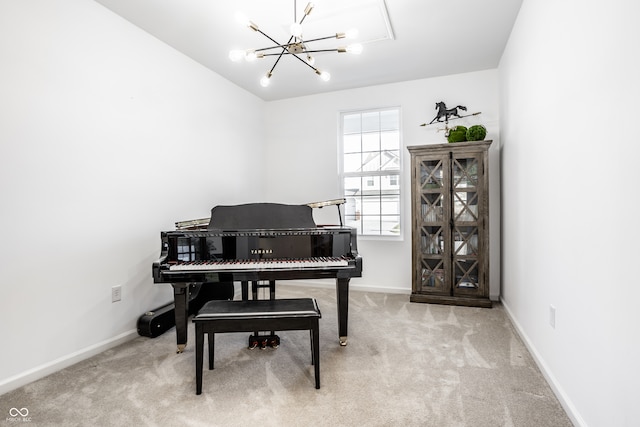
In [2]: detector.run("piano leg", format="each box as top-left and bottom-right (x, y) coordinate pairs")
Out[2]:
(172, 284), (189, 353)
(251, 281), (258, 300)
(241, 281), (249, 301)
(336, 277), (350, 346)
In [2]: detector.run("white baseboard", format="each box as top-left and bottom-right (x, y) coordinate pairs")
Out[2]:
(500, 298), (585, 427)
(0, 329), (138, 396)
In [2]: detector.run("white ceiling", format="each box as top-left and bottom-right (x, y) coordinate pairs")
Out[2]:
(93, 0), (523, 101)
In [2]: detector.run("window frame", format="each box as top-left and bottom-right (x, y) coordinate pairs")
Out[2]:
(338, 106), (403, 240)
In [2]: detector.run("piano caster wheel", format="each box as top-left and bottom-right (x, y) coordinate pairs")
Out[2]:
(339, 336), (348, 347)
(176, 344), (186, 354)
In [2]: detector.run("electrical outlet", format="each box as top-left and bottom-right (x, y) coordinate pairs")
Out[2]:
(549, 305), (556, 329)
(112, 285), (122, 303)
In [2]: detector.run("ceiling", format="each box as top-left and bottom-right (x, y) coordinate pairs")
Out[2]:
(93, 0), (523, 101)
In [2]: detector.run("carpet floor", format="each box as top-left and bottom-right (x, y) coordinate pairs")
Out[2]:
(0, 284), (573, 427)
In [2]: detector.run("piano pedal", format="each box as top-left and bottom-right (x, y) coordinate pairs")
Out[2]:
(249, 334), (280, 350)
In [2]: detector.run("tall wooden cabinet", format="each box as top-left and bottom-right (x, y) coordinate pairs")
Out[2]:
(408, 140), (492, 308)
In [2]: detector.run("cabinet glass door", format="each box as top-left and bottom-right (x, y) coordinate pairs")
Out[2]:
(452, 154), (483, 296)
(410, 141), (491, 306)
(418, 157), (450, 294)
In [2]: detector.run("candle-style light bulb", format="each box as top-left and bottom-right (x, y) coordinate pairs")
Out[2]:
(260, 73), (272, 87)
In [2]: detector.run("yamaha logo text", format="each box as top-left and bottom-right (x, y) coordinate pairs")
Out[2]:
(251, 249), (273, 255)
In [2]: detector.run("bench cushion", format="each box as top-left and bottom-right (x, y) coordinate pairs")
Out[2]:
(194, 298), (321, 320)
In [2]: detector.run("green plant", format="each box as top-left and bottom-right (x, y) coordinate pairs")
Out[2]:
(466, 124), (487, 141)
(447, 126), (467, 143)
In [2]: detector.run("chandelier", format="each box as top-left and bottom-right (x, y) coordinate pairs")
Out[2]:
(228, 1), (363, 87)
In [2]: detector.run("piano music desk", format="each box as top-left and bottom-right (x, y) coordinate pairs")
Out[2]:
(193, 298), (322, 395)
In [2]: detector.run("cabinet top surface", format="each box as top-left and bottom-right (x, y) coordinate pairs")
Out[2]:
(407, 140), (492, 154)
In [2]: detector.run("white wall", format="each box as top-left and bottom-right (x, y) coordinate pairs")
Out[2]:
(499, 1), (640, 426)
(0, 0), (265, 393)
(263, 70), (501, 297)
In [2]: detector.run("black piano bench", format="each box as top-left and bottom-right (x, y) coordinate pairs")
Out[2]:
(193, 298), (322, 395)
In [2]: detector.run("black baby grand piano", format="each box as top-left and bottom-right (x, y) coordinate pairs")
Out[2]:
(152, 200), (362, 352)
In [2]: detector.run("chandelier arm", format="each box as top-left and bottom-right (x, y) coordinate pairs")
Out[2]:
(298, 49), (342, 54)
(253, 35), (342, 56)
(255, 29), (294, 51)
(267, 54), (284, 75)
(256, 36), (347, 55)
(263, 52), (320, 72)
(260, 52), (321, 56)
(298, 9), (309, 25)
(255, 43), (300, 53)
(300, 34), (340, 44)
(289, 53), (319, 72)
(296, 14), (309, 43)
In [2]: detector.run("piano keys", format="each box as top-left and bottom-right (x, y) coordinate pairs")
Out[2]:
(152, 201), (362, 352)
(168, 257), (350, 271)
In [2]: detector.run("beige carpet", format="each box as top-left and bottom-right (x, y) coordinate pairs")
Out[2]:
(0, 284), (573, 427)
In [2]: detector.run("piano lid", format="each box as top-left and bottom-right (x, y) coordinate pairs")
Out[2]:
(208, 203), (316, 230)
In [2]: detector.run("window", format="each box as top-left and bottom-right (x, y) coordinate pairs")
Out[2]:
(340, 108), (401, 236)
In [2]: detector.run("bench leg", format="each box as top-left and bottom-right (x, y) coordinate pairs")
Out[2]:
(195, 323), (204, 395)
(312, 319), (320, 389)
(208, 332), (215, 370)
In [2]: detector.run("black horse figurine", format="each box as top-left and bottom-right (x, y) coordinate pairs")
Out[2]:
(429, 102), (467, 124)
